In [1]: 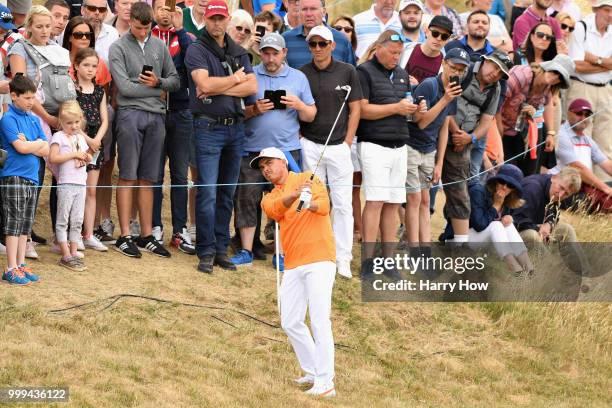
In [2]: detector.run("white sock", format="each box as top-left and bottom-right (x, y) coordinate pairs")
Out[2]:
(452, 234), (469, 243)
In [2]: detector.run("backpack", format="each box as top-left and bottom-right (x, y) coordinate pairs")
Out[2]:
(20, 40), (77, 115)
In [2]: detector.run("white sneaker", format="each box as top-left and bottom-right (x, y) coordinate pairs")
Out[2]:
(0, 242), (6, 254)
(25, 240), (38, 259)
(304, 384), (336, 398)
(74, 251), (85, 259)
(83, 235), (108, 252)
(101, 218), (115, 236)
(130, 219), (141, 237)
(152, 226), (164, 244)
(77, 237), (85, 251)
(293, 375), (315, 387)
(188, 225), (196, 242)
(337, 261), (353, 279)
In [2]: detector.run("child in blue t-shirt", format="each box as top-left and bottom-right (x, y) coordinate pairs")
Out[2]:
(0, 75), (49, 286)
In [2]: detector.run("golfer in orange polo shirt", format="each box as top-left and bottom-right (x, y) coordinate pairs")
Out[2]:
(251, 147), (337, 398)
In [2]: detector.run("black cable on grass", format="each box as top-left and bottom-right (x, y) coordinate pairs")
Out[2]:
(47, 293), (354, 351)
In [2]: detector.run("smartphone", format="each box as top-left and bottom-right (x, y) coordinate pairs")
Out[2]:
(450, 76), (460, 87)
(264, 90), (287, 110)
(256, 25), (266, 39)
(165, 0), (176, 9)
(141, 65), (153, 76)
(415, 95), (426, 111)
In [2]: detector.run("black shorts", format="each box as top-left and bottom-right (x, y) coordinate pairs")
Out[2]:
(442, 146), (471, 220)
(1, 176), (38, 236)
(234, 153), (268, 229)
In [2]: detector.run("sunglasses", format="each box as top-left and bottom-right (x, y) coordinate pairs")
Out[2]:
(334, 25), (353, 33)
(430, 30), (451, 41)
(72, 31), (93, 40)
(308, 40), (330, 49)
(560, 23), (574, 32)
(84, 5), (107, 13)
(235, 25), (252, 35)
(534, 31), (554, 41)
(572, 110), (592, 118)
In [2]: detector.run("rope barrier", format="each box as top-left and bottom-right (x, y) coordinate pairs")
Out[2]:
(1, 108), (605, 192)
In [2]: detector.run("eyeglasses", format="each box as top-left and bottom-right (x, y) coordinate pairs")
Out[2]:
(84, 5), (107, 13)
(308, 40), (330, 49)
(534, 31), (554, 41)
(234, 25), (252, 35)
(560, 23), (575, 32)
(72, 31), (93, 40)
(446, 62), (466, 75)
(333, 25), (353, 33)
(430, 30), (451, 41)
(572, 110), (592, 118)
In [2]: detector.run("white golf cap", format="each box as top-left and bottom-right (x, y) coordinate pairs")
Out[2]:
(399, 0), (425, 12)
(249, 147), (288, 169)
(593, 0), (612, 7)
(306, 25), (334, 42)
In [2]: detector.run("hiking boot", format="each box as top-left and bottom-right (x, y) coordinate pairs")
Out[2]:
(2, 268), (31, 286)
(137, 235), (171, 258)
(114, 235), (142, 258)
(230, 249), (253, 267)
(214, 254), (237, 271)
(171, 228), (196, 255)
(197, 254), (214, 274)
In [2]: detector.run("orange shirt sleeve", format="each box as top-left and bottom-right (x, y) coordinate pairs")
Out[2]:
(95, 59), (112, 86)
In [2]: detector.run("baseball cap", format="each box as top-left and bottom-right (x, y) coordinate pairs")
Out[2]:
(260, 33), (286, 51)
(306, 25), (334, 42)
(250, 147), (288, 169)
(0, 5), (16, 31)
(568, 98), (593, 114)
(204, 0), (229, 18)
(482, 49), (513, 79)
(399, 0), (425, 12)
(593, 0), (612, 7)
(445, 47), (470, 66)
(428, 15), (453, 33)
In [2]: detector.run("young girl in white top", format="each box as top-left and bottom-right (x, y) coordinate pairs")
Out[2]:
(49, 101), (92, 272)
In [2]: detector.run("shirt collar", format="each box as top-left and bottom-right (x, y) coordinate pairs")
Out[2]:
(460, 36), (494, 53)
(310, 57), (336, 72)
(255, 63), (290, 77)
(9, 104), (28, 116)
(400, 30), (426, 43)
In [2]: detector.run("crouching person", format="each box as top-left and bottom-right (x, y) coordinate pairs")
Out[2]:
(255, 147), (337, 398)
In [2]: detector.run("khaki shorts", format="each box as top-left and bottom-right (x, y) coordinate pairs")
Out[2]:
(406, 144), (436, 193)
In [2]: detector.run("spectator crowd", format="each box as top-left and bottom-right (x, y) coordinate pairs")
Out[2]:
(0, 0), (610, 286)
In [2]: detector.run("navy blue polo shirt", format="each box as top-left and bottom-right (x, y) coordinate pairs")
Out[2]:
(445, 37), (494, 63)
(282, 24), (356, 69)
(407, 75), (457, 154)
(184, 40), (254, 116)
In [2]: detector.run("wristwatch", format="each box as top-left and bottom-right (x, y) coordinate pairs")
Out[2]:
(471, 134), (477, 144)
(596, 57), (603, 66)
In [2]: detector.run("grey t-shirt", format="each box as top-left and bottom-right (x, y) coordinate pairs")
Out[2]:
(455, 61), (500, 134)
(7, 41), (39, 82)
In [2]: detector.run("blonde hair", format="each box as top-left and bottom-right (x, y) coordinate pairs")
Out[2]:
(555, 12), (575, 26)
(58, 101), (86, 131)
(25, 5), (53, 38)
(558, 167), (582, 193)
(230, 9), (254, 31)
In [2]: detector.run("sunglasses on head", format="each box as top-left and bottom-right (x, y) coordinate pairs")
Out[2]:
(84, 5), (107, 13)
(333, 25), (353, 33)
(308, 40), (330, 49)
(72, 31), (93, 40)
(430, 29), (451, 41)
(560, 23), (574, 32)
(534, 31), (554, 41)
(235, 25), (251, 35)
(572, 110), (592, 118)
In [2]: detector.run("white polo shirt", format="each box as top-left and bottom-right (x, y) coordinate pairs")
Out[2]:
(353, 5), (402, 59)
(95, 23), (120, 64)
(550, 121), (608, 175)
(568, 13), (612, 85)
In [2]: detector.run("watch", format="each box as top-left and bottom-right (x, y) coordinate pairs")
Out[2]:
(471, 134), (477, 144)
(596, 57), (603, 66)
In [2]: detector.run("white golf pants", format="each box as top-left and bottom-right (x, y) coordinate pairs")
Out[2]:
(280, 261), (336, 387)
(300, 138), (354, 263)
(468, 221), (527, 258)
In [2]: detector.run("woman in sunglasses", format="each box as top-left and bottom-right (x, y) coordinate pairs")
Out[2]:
(555, 12), (576, 43)
(441, 164), (534, 277)
(514, 22), (557, 66)
(62, 16), (111, 89)
(331, 15), (357, 52)
(227, 9), (254, 50)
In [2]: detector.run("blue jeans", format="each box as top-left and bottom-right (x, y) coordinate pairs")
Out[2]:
(469, 136), (487, 184)
(193, 117), (244, 257)
(153, 109), (194, 234)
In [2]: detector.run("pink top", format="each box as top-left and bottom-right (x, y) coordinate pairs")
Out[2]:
(50, 131), (89, 185)
(512, 7), (563, 51)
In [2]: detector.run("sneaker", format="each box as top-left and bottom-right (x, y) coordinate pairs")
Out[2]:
(19, 264), (39, 283)
(130, 219), (141, 237)
(101, 218), (115, 236)
(58, 256), (87, 272)
(76, 237), (85, 251)
(171, 229), (196, 255)
(94, 226), (116, 245)
(293, 375), (315, 387)
(214, 254), (237, 271)
(152, 226), (164, 244)
(83, 235), (108, 252)
(2, 268), (31, 285)
(188, 225), (196, 242)
(230, 249), (253, 267)
(136, 235), (171, 258)
(114, 235), (142, 258)
(197, 254), (214, 274)
(304, 384), (336, 398)
(0, 242), (6, 255)
(25, 239), (38, 259)
(31, 230), (47, 245)
(337, 261), (353, 279)
(272, 253), (284, 272)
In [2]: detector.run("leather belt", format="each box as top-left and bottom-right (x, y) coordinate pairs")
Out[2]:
(570, 76), (608, 88)
(193, 113), (242, 126)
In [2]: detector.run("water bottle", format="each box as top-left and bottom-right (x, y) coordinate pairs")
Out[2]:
(404, 91), (414, 122)
(514, 103), (527, 132)
(534, 104), (545, 129)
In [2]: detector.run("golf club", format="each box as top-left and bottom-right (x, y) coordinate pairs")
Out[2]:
(296, 85), (352, 212)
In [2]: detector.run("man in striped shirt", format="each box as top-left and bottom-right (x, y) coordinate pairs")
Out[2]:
(353, 0), (402, 59)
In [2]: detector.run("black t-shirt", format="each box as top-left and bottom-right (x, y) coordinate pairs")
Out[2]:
(298, 59), (363, 145)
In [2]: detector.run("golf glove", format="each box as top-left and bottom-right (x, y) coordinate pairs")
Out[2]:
(298, 187), (312, 210)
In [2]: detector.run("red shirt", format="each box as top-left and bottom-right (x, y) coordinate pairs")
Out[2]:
(405, 45), (442, 84)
